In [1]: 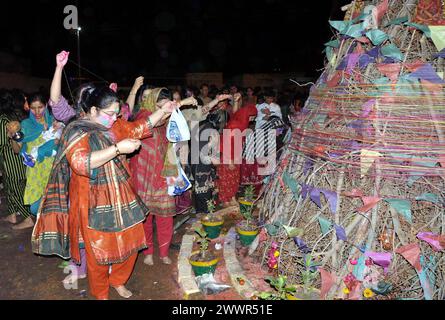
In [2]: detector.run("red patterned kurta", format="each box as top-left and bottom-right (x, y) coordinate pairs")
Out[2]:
(130, 110), (176, 217)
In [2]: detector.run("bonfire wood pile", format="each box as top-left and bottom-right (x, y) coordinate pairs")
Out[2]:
(257, 0), (445, 300)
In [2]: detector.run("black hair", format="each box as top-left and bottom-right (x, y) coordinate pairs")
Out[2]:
(157, 88), (172, 102)
(200, 83), (209, 90)
(76, 83), (119, 114)
(263, 90), (275, 98)
(27, 92), (48, 106)
(0, 89), (22, 120)
(136, 84), (154, 104)
(10, 89), (26, 109)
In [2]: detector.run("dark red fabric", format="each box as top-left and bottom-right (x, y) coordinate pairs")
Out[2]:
(217, 105), (257, 203)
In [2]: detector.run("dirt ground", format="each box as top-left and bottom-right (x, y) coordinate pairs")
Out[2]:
(0, 195), (249, 300)
(0, 209), (183, 300)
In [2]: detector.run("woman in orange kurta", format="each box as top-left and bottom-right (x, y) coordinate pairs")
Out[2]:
(32, 85), (178, 300)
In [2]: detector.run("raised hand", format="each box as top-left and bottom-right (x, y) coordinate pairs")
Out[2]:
(131, 76), (144, 93)
(233, 93), (242, 102)
(116, 139), (142, 154)
(109, 83), (118, 93)
(161, 101), (180, 114)
(56, 51), (70, 68)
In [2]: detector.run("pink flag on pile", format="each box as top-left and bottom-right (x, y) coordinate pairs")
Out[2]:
(376, 0), (389, 23)
(319, 268), (337, 300)
(396, 243), (422, 272)
(417, 232), (445, 252)
(357, 196), (381, 213)
(365, 251), (392, 273)
(343, 188), (365, 198)
(377, 63), (402, 82)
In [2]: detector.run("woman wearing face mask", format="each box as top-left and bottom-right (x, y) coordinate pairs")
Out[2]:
(16, 93), (59, 218)
(130, 86), (196, 266)
(32, 84), (179, 300)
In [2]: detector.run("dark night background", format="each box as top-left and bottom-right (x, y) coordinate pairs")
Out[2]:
(0, 0), (351, 86)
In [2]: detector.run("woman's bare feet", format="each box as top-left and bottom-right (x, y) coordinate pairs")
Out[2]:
(143, 255), (154, 266)
(2, 214), (17, 224)
(12, 217), (34, 230)
(113, 285), (133, 299)
(161, 256), (172, 265)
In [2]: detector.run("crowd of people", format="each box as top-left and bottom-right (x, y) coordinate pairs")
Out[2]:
(0, 50), (306, 300)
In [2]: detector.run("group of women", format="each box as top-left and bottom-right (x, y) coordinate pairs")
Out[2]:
(0, 49), (283, 299)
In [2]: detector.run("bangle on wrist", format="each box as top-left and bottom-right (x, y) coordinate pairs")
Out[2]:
(114, 144), (120, 156)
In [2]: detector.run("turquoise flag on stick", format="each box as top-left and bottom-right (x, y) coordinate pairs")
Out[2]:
(282, 171), (300, 200)
(415, 193), (440, 204)
(385, 199), (412, 224)
(366, 29), (389, 45)
(318, 216), (333, 236)
(381, 43), (404, 61)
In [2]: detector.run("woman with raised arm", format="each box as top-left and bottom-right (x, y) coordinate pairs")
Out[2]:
(17, 92), (62, 219)
(33, 80), (179, 300)
(49, 51), (143, 123)
(216, 94), (257, 207)
(129, 86), (197, 266)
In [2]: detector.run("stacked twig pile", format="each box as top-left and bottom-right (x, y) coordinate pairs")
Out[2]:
(256, 0), (445, 300)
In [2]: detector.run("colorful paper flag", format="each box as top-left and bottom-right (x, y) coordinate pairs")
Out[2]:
(381, 43), (404, 61)
(396, 243), (421, 272)
(430, 26), (445, 52)
(319, 268), (337, 300)
(334, 224), (347, 241)
(318, 216), (333, 236)
(377, 63), (401, 82)
(357, 196), (381, 213)
(360, 149), (382, 177)
(365, 251), (392, 273)
(283, 225), (304, 238)
(384, 198), (412, 224)
(415, 193), (440, 204)
(366, 29), (389, 45)
(417, 232), (445, 252)
(293, 237), (311, 254)
(409, 63), (445, 84)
